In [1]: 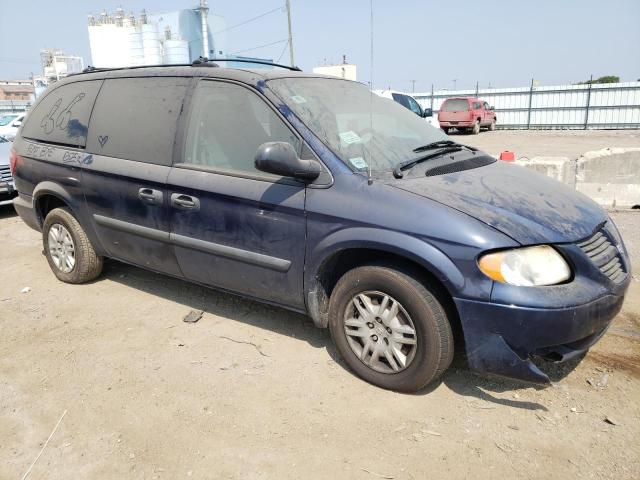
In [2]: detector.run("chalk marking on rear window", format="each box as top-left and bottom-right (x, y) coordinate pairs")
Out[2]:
(291, 95), (306, 104)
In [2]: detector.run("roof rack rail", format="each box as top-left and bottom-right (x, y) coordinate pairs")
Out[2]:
(192, 57), (302, 71)
(76, 57), (302, 76)
(80, 63), (193, 74)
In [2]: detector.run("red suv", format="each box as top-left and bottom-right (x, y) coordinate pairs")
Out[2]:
(438, 97), (496, 134)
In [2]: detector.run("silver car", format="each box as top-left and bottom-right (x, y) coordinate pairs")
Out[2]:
(0, 135), (16, 206)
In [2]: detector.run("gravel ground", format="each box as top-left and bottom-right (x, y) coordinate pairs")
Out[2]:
(454, 129), (640, 159)
(0, 135), (639, 479)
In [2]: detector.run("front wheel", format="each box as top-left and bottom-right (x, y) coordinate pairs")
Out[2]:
(43, 207), (103, 283)
(328, 265), (454, 392)
(488, 119), (496, 131)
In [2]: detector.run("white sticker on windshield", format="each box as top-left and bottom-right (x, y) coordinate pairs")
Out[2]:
(339, 130), (362, 144)
(349, 157), (368, 170)
(291, 95), (306, 104)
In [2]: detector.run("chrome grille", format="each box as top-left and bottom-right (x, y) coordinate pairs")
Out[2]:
(577, 229), (626, 283)
(0, 165), (12, 183)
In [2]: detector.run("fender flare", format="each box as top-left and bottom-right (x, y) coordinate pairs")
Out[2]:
(32, 181), (79, 226)
(305, 227), (465, 327)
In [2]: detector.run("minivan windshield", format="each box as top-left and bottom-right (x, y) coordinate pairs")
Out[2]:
(268, 78), (447, 172)
(441, 99), (469, 112)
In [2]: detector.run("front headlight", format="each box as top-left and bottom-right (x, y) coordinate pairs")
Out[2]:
(478, 245), (571, 286)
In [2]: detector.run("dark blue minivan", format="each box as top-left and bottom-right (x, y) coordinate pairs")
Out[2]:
(10, 63), (631, 391)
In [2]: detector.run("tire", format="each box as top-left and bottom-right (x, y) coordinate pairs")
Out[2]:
(43, 207), (103, 283)
(441, 127), (449, 134)
(328, 265), (454, 392)
(488, 119), (496, 131)
(471, 120), (481, 135)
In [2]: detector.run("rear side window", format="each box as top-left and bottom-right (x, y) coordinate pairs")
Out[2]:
(87, 77), (189, 166)
(472, 102), (482, 109)
(21, 80), (102, 147)
(441, 99), (469, 112)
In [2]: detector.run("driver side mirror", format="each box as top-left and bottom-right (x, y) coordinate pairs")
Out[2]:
(422, 107), (433, 118)
(489, 106), (495, 111)
(255, 142), (321, 181)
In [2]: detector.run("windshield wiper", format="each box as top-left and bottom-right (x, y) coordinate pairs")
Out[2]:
(393, 146), (464, 178)
(412, 140), (477, 153)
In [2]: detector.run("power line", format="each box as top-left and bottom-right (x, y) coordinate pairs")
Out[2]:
(230, 38), (288, 55)
(212, 5), (283, 35)
(276, 39), (290, 63)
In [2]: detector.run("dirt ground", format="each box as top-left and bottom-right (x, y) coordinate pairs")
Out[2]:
(1, 139), (640, 479)
(457, 129), (640, 159)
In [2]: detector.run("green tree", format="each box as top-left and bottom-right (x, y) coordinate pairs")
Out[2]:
(578, 75), (620, 85)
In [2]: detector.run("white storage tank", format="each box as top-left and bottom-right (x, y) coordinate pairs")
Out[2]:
(141, 23), (162, 65)
(163, 39), (190, 64)
(128, 26), (145, 66)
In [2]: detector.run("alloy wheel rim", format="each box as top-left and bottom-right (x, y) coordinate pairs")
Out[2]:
(48, 223), (75, 273)
(343, 291), (418, 374)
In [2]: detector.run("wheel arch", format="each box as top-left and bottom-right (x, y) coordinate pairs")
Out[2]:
(32, 182), (77, 227)
(305, 229), (464, 338)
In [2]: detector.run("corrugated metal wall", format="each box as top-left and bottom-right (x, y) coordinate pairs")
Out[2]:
(414, 81), (640, 129)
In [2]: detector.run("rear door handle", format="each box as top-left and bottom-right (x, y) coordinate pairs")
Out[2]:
(138, 188), (163, 206)
(171, 193), (200, 212)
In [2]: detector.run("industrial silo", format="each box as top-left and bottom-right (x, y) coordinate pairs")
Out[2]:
(163, 39), (190, 64)
(128, 26), (144, 66)
(141, 23), (162, 65)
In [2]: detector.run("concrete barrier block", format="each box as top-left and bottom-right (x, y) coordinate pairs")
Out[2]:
(514, 156), (571, 183)
(575, 148), (640, 208)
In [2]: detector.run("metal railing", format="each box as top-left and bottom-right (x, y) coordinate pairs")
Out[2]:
(0, 100), (31, 115)
(414, 80), (640, 130)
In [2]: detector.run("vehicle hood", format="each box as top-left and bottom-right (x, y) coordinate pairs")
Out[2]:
(389, 160), (606, 245)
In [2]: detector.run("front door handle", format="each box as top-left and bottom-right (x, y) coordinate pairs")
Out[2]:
(171, 193), (200, 212)
(138, 188), (163, 206)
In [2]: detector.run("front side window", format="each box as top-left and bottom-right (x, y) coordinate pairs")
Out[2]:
(269, 78), (446, 172)
(183, 81), (300, 176)
(21, 80), (102, 147)
(405, 96), (423, 116)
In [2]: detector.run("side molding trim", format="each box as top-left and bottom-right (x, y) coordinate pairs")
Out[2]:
(93, 214), (291, 272)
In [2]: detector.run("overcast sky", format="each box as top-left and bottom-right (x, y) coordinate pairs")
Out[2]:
(1, 0), (639, 92)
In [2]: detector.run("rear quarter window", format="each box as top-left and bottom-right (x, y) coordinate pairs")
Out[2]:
(20, 80), (102, 147)
(86, 77), (190, 166)
(441, 99), (469, 112)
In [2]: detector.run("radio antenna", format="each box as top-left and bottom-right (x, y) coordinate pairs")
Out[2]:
(367, 0), (374, 185)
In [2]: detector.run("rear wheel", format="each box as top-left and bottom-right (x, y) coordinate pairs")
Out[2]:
(441, 127), (450, 134)
(328, 265), (454, 392)
(471, 120), (481, 135)
(43, 207), (103, 283)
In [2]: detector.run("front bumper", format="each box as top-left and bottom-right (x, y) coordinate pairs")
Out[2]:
(454, 291), (627, 383)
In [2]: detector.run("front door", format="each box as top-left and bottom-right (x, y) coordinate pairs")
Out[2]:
(83, 77), (190, 276)
(167, 79), (307, 308)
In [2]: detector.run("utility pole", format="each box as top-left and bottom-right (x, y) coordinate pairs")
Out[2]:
(285, 0), (295, 67)
(452, 78), (458, 90)
(200, 0), (209, 58)
(410, 79), (416, 92)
